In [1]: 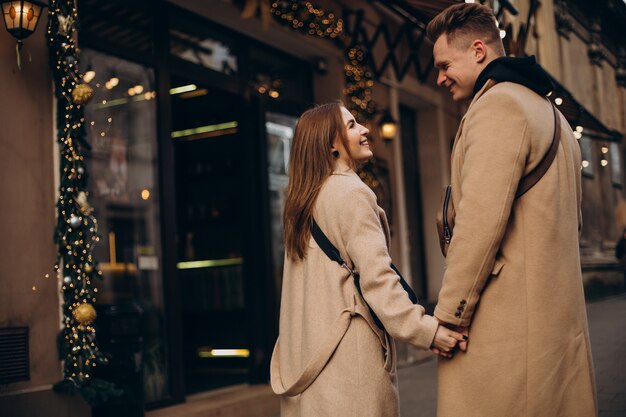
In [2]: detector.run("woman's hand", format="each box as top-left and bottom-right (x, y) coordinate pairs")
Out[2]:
(430, 325), (465, 358)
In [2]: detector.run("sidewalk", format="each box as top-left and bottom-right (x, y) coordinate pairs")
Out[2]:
(398, 294), (626, 417)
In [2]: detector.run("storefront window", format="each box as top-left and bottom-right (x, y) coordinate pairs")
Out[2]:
(266, 112), (297, 299)
(169, 14), (238, 75)
(580, 135), (594, 176)
(610, 142), (621, 187)
(81, 49), (169, 403)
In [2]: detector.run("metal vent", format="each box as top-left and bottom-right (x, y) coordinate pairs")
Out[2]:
(0, 327), (30, 384)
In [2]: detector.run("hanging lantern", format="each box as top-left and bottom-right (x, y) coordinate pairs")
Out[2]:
(379, 110), (398, 142)
(1, 1), (47, 68)
(1, 1), (46, 42)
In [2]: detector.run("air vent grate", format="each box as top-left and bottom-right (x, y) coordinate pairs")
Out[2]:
(0, 327), (30, 384)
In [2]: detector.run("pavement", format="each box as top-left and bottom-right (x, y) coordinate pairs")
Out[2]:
(397, 294), (626, 417)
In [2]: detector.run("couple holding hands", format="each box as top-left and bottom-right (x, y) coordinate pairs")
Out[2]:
(270, 3), (597, 417)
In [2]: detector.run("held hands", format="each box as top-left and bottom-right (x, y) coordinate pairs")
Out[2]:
(430, 324), (469, 359)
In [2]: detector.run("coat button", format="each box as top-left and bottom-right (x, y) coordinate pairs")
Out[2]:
(460, 300), (467, 305)
(454, 311), (462, 317)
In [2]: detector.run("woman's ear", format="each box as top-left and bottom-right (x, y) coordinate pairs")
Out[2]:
(331, 137), (341, 158)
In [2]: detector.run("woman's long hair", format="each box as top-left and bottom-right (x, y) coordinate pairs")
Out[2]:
(283, 102), (351, 260)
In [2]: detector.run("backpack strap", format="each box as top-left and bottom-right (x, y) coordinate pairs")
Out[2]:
(516, 102), (561, 198)
(310, 218), (419, 331)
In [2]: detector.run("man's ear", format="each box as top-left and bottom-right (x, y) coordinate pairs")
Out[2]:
(471, 39), (488, 63)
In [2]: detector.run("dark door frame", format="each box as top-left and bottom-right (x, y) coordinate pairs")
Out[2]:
(399, 104), (429, 302)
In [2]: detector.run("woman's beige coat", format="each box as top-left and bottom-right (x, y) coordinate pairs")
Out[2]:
(435, 80), (597, 417)
(270, 162), (438, 417)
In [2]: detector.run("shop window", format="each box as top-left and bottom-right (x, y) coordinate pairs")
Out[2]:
(169, 14), (238, 76)
(249, 44), (312, 104)
(265, 112), (298, 300)
(580, 135), (594, 177)
(81, 48), (169, 404)
(610, 142), (622, 187)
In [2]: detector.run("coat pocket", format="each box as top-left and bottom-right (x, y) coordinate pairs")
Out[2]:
(491, 258), (505, 276)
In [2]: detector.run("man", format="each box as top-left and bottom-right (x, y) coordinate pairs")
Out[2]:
(426, 3), (597, 417)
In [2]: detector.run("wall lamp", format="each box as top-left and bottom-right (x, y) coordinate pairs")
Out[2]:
(379, 110), (398, 142)
(1, 1), (47, 68)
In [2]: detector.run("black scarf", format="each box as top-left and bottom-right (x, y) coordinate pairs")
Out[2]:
(472, 55), (554, 98)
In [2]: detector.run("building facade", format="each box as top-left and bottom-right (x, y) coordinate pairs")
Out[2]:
(0, 1), (624, 416)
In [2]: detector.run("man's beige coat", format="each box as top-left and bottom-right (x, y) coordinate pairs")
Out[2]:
(271, 163), (438, 417)
(435, 80), (597, 417)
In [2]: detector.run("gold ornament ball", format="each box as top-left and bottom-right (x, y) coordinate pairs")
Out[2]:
(84, 263), (93, 273)
(72, 84), (95, 105)
(73, 303), (97, 324)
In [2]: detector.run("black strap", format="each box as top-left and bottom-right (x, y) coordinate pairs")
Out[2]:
(516, 103), (561, 198)
(310, 219), (418, 330)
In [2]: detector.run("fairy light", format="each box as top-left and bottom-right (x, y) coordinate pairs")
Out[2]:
(46, 0), (116, 401)
(83, 70), (95, 83)
(268, 1), (374, 121)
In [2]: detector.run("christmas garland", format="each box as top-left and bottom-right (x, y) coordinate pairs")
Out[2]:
(46, 0), (121, 405)
(269, 0), (377, 122)
(344, 45), (377, 121)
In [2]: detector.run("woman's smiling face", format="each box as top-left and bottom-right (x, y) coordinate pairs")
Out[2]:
(334, 106), (372, 164)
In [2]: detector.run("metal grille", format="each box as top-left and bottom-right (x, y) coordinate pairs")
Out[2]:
(0, 327), (29, 384)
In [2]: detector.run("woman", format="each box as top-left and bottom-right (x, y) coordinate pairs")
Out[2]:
(270, 102), (462, 417)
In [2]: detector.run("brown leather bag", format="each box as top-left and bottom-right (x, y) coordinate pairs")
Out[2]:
(436, 103), (561, 257)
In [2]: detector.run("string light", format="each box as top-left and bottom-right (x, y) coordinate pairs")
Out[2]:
(269, 1), (375, 121)
(83, 69), (95, 83)
(46, 0), (118, 403)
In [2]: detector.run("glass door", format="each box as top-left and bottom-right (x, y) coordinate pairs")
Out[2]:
(171, 76), (249, 393)
(81, 48), (170, 404)
(265, 112), (298, 303)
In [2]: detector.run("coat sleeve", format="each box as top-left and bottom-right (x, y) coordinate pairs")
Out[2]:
(434, 90), (530, 327)
(337, 183), (439, 350)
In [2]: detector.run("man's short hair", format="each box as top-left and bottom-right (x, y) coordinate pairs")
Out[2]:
(427, 3), (504, 54)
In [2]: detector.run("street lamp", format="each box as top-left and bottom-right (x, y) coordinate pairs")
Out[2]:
(379, 110), (398, 142)
(1, 0), (46, 67)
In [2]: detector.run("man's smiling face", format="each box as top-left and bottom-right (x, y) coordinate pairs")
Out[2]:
(433, 33), (482, 101)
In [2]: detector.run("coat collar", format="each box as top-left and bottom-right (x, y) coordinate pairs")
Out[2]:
(467, 78), (498, 112)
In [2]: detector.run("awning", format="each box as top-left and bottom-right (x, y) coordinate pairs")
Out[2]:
(550, 77), (622, 141)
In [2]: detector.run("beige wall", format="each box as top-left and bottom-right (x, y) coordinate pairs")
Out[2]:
(597, 61), (620, 131)
(0, 12), (65, 407)
(534, 0), (560, 77)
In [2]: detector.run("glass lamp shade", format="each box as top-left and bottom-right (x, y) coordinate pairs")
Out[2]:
(1, 1), (45, 41)
(379, 111), (398, 141)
